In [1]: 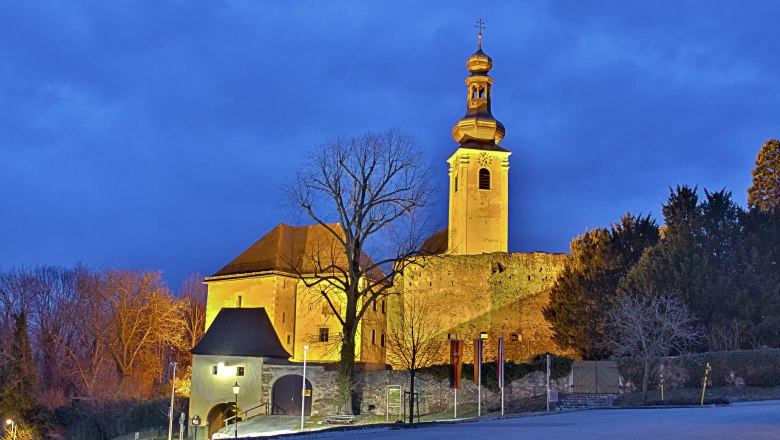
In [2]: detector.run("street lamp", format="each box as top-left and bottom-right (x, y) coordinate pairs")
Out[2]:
(5, 419), (15, 440)
(233, 382), (240, 440)
(300, 345), (310, 432)
(168, 361), (177, 440)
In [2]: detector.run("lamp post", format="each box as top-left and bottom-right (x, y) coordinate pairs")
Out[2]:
(233, 382), (240, 439)
(5, 419), (14, 440)
(168, 361), (177, 440)
(300, 345), (310, 432)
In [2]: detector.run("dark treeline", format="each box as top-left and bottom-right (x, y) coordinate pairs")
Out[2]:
(545, 139), (780, 359)
(0, 266), (206, 438)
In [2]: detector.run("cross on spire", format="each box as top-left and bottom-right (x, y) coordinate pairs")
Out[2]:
(475, 19), (485, 49)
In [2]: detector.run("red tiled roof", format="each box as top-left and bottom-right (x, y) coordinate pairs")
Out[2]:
(210, 223), (384, 280)
(418, 227), (449, 256)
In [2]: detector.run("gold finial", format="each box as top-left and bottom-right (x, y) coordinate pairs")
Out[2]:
(475, 18), (485, 49)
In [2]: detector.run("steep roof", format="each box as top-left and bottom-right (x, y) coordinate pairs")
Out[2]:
(419, 227), (449, 256)
(210, 223), (384, 280)
(191, 308), (291, 359)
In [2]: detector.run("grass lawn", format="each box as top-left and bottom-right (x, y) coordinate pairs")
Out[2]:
(616, 386), (780, 407)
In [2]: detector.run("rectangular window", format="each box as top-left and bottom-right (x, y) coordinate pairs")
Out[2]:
(373, 301), (377, 312)
(211, 365), (218, 375)
(319, 328), (329, 342)
(371, 329), (376, 345)
(381, 300), (386, 314)
(381, 334), (385, 347)
(237, 367), (245, 377)
(236, 295), (242, 308)
(286, 334), (291, 344)
(282, 312), (285, 323)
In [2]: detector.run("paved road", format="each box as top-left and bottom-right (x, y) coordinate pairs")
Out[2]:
(293, 400), (780, 440)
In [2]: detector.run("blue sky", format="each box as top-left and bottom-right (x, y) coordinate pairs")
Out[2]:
(2, 1), (778, 289)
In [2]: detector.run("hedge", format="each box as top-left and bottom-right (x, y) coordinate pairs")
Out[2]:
(617, 349), (780, 389)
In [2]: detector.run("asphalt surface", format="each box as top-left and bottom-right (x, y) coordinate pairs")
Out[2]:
(286, 400), (780, 440)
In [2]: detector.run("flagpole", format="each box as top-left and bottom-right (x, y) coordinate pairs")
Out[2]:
(454, 388), (457, 419)
(499, 336), (505, 416)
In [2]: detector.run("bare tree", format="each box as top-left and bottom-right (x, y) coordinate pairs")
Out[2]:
(284, 130), (433, 412)
(101, 269), (182, 395)
(178, 273), (207, 351)
(605, 291), (702, 402)
(386, 294), (445, 423)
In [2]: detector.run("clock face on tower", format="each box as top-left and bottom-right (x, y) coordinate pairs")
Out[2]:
(477, 152), (492, 168)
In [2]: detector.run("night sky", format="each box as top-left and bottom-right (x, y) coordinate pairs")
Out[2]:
(2, 1), (779, 289)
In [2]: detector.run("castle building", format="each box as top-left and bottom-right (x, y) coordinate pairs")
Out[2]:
(188, 31), (567, 437)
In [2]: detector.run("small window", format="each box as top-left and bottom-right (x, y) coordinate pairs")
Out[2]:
(479, 168), (491, 190)
(371, 329), (376, 345)
(381, 334), (385, 347)
(282, 312), (285, 323)
(319, 328), (329, 342)
(286, 334), (291, 344)
(381, 300), (386, 314)
(373, 301), (377, 312)
(236, 295), (242, 308)
(237, 367), (245, 377)
(211, 365), (218, 375)
(454, 174), (458, 193)
(479, 87), (485, 98)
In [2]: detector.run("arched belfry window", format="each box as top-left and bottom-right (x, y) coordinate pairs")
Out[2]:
(479, 87), (485, 98)
(479, 168), (491, 190)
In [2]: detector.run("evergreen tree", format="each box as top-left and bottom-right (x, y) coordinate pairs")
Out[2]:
(748, 139), (780, 213)
(544, 213), (659, 359)
(0, 311), (39, 418)
(621, 186), (755, 349)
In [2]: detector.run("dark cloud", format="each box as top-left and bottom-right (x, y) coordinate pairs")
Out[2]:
(1, 0), (778, 287)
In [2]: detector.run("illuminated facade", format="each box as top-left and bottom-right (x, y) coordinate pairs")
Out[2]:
(203, 223), (387, 366)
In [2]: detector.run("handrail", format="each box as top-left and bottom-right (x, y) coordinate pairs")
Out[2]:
(243, 401), (270, 418)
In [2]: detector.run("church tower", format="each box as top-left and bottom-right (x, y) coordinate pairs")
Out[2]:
(447, 27), (511, 255)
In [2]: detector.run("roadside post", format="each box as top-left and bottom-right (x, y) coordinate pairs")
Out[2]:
(700, 363), (711, 405)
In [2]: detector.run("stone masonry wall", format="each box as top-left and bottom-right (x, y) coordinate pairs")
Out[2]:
(392, 252), (569, 365)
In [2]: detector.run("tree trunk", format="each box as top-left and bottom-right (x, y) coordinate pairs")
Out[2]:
(408, 370), (416, 424)
(339, 323), (357, 415)
(641, 359), (650, 404)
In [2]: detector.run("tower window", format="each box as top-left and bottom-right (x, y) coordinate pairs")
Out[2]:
(372, 329), (376, 345)
(479, 168), (491, 190)
(237, 367), (245, 376)
(454, 174), (458, 192)
(479, 87), (485, 98)
(381, 334), (386, 347)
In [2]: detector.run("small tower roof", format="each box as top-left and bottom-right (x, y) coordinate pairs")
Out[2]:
(191, 307), (291, 361)
(452, 22), (505, 145)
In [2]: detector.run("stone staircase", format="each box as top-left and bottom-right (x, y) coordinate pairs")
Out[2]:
(558, 393), (618, 410)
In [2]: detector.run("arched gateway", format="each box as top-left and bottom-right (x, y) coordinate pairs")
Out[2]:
(272, 374), (312, 416)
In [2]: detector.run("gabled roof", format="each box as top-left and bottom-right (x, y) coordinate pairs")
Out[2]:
(209, 223), (384, 280)
(191, 308), (291, 359)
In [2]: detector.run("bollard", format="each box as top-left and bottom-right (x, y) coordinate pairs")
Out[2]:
(700, 363), (711, 405)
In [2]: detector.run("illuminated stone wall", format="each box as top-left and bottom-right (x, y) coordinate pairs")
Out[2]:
(392, 251), (568, 365)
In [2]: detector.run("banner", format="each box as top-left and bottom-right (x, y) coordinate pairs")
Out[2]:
(450, 339), (463, 389)
(498, 336), (505, 389)
(473, 338), (483, 385)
